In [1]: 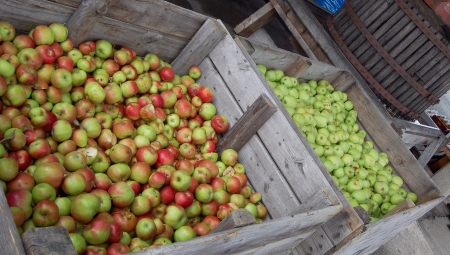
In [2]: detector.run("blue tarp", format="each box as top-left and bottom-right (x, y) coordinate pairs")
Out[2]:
(312, 0), (345, 14)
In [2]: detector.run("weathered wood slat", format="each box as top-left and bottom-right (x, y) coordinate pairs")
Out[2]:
(65, 0), (118, 46)
(234, 2), (277, 37)
(216, 94), (277, 154)
(417, 135), (448, 167)
(22, 226), (76, 255)
(331, 197), (444, 255)
(295, 228), (334, 255)
(133, 204), (342, 255)
(269, 0), (318, 60)
(171, 18), (228, 75)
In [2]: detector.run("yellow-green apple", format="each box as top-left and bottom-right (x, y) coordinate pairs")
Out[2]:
(82, 217), (111, 245)
(17, 47), (42, 69)
(95, 39), (113, 59)
(201, 199), (219, 216)
(108, 181), (135, 208)
(188, 65), (201, 79)
(163, 204), (187, 230)
(12, 34), (35, 51)
(136, 218), (156, 241)
(144, 53), (160, 71)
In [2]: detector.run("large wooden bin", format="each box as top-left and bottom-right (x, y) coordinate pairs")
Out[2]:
(0, 0), (343, 254)
(235, 36), (445, 255)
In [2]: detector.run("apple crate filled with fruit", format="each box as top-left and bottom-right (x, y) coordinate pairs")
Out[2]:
(0, 1), (346, 255)
(234, 36), (445, 255)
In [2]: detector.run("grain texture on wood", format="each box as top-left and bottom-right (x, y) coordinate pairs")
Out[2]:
(171, 19), (228, 75)
(332, 197), (443, 255)
(234, 2), (277, 37)
(22, 226), (76, 255)
(133, 204), (341, 255)
(65, 0), (117, 46)
(216, 94), (277, 154)
(418, 134), (449, 167)
(295, 227), (334, 255)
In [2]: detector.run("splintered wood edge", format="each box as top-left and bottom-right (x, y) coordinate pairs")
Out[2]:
(234, 2), (277, 37)
(216, 93), (277, 154)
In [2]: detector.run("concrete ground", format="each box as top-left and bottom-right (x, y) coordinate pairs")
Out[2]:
(165, 1), (450, 254)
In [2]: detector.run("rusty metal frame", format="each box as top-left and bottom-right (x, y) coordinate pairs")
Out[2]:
(326, 17), (420, 120)
(395, 0), (450, 61)
(343, 0), (439, 105)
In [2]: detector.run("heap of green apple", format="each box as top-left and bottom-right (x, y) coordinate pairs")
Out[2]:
(257, 64), (418, 222)
(0, 20), (268, 255)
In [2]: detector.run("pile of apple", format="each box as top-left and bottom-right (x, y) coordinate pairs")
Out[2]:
(0, 20), (267, 254)
(257, 64), (418, 222)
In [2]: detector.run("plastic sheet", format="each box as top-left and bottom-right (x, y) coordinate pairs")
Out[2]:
(312, 0), (345, 14)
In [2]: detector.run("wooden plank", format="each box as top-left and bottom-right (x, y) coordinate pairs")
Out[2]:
(171, 18), (228, 75)
(319, 206), (364, 246)
(65, 0), (118, 46)
(353, 206), (371, 224)
(418, 134), (449, 167)
(105, 0), (208, 39)
(21, 226), (76, 255)
(295, 228), (334, 255)
(237, 233), (306, 255)
(432, 162), (450, 197)
(0, 189), (25, 255)
(234, 2), (278, 37)
(210, 209), (256, 234)
(216, 94), (277, 154)
(332, 197), (444, 255)
(269, 0), (318, 61)
(133, 204), (342, 255)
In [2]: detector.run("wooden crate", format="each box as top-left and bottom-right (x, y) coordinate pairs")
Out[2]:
(0, 0), (343, 254)
(235, 36), (445, 255)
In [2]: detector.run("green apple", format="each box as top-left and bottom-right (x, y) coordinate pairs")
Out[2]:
(390, 175), (403, 187)
(265, 70), (277, 82)
(374, 181), (389, 195)
(380, 202), (391, 215)
(406, 192), (418, 203)
(343, 166), (355, 178)
(274, 69), (284, 81)
(346, 178), (363, 193)
(257, 64), (267, 75)
(338, 175), (349, 186)
(332, 167), (345, 178)
(351, 189), (367, 204)
(390, 193), (405, 205)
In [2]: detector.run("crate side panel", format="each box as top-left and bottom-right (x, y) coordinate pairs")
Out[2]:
(333, 197), (444, 255)
(196, 57), (302, 217)
(132, 204), (342, 255)
(208, 34), (339, 203)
